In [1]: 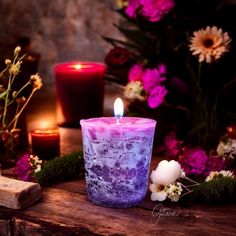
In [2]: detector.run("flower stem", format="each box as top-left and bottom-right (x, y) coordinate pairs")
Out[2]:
(7, 88), (37, 130)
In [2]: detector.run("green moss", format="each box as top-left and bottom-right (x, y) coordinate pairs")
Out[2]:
(191, 177), (236, 204)
(34, 152), (84, 186)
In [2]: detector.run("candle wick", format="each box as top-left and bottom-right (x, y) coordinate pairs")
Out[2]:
(116, 116), (121, 124)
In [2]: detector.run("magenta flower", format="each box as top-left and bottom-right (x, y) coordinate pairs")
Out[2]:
(128, 63), (143, 82)
(179, 147), (208, 175)
(147, 85), (167, 108)
(204, 156), (226, 176)
(141, 0), (175, 22)
(141, 65), (166, 91)
(14, 153), (33, 181)
(125, 0), (141, 18)
(164, 132), (181, 157)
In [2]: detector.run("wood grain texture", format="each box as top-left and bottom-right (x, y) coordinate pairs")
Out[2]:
(0, 181), (236, 236)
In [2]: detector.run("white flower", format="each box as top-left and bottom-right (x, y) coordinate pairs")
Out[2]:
(217, 138), (236, 159)
(150, 183), (167, 201)
(219, 170), (234, 179)
(124, 81), (145, 101)
(34, 165), (42, 173)
(166, 182), (183, 202)
(205, 171), (219, 182)
(205, 170), (234, 182)
(30, 155), (42, 173)
(150, 160), (183, 186)
(216, 141), (226, 156)
(189, 26), (231, 63)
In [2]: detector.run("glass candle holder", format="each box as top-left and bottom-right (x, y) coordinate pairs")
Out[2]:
(80, 117), (156, 208)
(31, 129), (60, 160)
(54, 62), (106, 127)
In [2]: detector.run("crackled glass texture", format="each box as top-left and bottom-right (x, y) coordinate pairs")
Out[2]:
(80, 117), (156, 208)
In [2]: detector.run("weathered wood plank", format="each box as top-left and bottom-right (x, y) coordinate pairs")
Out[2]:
(0, 176), (42, 209)
(1, 187), (236, 236)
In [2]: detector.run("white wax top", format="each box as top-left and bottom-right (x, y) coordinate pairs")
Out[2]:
(80, 117), (156, 130)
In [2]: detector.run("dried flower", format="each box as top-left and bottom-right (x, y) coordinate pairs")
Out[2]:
(31, 73), (43, 90)
(0, 48), (42, 139)
(9, 61), (22, 75)
(12, 91), (17, 98)
(16, 96), (26, 104)
(189, 26), (231, 63)
(14, 46), (21, 55)
(5, 59), (12, 66)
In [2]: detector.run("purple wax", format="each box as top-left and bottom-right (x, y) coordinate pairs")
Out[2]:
(80, 117), (156, 208)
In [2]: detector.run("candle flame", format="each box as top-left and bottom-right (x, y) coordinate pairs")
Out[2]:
(71, 64), (94, 70)
(227, 127), (233, 133)
(114, 98), (124, 119)
(74, 64), (83, 69)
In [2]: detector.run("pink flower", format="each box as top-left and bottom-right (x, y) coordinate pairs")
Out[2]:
(179, 147), (208, 175)
(125, 0), (142, 18)
(204, 156), (226, 176)
(141, 0), (175, 22)
(141, 65), (166, 91)
(128, 63), (143, 82)
(14, 153), (33, 181)
(164, 132), (181, 157)
(147, 85), (167, 108)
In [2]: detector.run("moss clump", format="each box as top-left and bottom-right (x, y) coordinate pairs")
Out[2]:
(34, 152), (84, 186)
(191, 177), (236, 204)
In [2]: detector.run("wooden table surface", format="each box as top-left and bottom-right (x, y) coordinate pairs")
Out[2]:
(1, 128), (236, 236)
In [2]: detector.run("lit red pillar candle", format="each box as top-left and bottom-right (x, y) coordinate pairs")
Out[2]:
(54, 62), (106, 127)
(31, 129), (60, 160)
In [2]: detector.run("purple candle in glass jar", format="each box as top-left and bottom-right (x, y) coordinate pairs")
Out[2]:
(80, 98), (156, 208)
